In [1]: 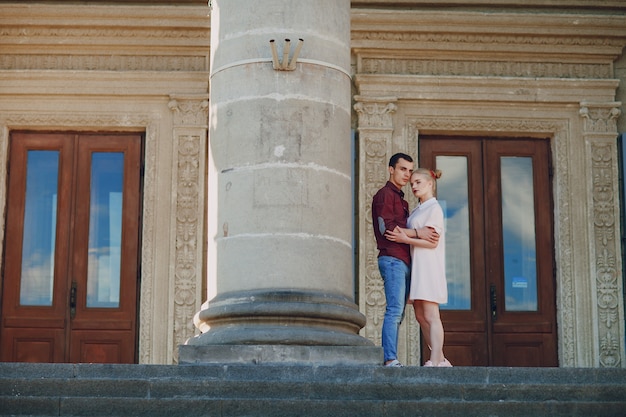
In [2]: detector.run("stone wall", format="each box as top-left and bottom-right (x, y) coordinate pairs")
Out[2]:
(2, 1), (626, 367)
(352, 7), (626, 367)
(0, 3), (210, 364)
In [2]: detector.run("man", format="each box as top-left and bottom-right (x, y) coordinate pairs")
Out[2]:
(372, 153), (437, 367)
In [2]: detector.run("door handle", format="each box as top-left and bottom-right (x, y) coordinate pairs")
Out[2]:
(70, 281), (77, 319)
(490, 284), (497, 322)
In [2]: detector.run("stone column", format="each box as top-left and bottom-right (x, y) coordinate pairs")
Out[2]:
(181, 0), (379, 365)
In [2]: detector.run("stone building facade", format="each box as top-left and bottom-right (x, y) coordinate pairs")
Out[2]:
(1, 0), (625, 367)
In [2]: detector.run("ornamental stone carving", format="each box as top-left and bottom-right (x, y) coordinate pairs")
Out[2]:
(582, 102), (624, 368)
(168, 95), (208, 363)
(168, 97), (210, 127)
(359, 58), (611, 79)
(354, 96), (397, 349)
(354, 96), (397, 129)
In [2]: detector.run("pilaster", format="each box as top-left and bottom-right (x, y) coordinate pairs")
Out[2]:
(581, 101), (626, 367)
(354, 96), (399, 350)
(167, 94), (208, 363)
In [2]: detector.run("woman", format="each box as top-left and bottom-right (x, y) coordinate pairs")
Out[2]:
(386, 168), (452, 367)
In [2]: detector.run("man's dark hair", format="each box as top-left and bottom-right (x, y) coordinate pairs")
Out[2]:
(389, 152), (413, 168)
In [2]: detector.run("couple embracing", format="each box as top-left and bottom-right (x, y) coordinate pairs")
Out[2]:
(372, 153), (452, 368)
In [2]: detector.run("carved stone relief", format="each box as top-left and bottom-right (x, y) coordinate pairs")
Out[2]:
(351, 31), (626, 52)
(168, 95), (209, 363)
(581, 102), (625, 367)
(359, 58), (611, 79)
(0, 54), (207, 72)
(354, 97), (396, 348)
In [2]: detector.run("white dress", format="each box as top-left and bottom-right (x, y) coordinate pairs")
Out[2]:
(407, 197), (448, 304)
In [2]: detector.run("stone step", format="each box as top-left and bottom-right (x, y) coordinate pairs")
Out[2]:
(0, 363), (625, 416)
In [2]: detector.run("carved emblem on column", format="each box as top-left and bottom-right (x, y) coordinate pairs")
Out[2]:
(354, 96), (398, 348)
(168, 95), (208, 362)
(581, 102), (623, 367)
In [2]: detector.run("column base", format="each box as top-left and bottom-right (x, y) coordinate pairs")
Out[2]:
(178, 344), (383, 366)
(189, 289), (373, 347)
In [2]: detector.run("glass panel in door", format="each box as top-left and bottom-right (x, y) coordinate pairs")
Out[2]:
(19, 151), (59, 307)
(87, 153), (124, 309)
(500, 156), (538, 312)
(436, 155), (471, 311)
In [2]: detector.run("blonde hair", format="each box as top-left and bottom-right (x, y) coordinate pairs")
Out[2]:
(412, 168), (442, 193)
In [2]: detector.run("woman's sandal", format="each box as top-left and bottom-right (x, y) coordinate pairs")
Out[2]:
(423, 359), (452, 367)
(438, 358), (453, 367)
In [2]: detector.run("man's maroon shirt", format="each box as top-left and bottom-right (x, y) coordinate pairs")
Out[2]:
(371, 181), (411, 266)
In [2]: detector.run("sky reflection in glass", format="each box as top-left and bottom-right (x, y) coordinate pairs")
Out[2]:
(87, 153), (124, 308)
(501, 157), (538, 311)
(19, 151), (59, 306)
(436, 156), (471, 310)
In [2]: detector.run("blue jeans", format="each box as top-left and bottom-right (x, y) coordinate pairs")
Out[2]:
(378, 256), (410, 363)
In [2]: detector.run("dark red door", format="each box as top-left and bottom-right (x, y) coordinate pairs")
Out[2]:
(419, 136), (558, 366)
(1, 132), (142, 363)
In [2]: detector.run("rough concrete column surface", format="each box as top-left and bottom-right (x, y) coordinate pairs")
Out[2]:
(185, 0), (375, 353)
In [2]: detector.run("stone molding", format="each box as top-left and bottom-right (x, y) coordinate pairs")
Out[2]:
(581, 102), (625, 367)
(0, 55), (207, 72)
(352, 0), (626, 8)
(352, 31), (626, 54)
(353, 74), (619, 104)
(168, 94), (209, 363)
(351, 10), (626, 87)
(351, 9), (626, 56)
(358, 58), (612, 79)
(0, 3), (210, 73)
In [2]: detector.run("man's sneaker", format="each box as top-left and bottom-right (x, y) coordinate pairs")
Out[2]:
(384, 359), (404, 367)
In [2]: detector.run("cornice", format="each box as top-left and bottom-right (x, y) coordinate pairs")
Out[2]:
(351, 9), (626, 56)
(0, 3), (210, 72)
(352, 9), (626, 36)
(0, 3), (210, 28)
(353, 74), (620, 103)
(0, 4), (210, 49)
(351, 0), (626, 8)
(0, 71), (209, 96)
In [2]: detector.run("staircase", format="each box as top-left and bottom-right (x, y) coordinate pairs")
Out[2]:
(1, 362), (625, 416)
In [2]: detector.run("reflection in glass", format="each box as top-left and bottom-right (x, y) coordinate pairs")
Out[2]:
(501, 157), (538, 311)
(436, 156), (471, 310)
(20, 151), (59, 306)
(87, 153), (124, 308)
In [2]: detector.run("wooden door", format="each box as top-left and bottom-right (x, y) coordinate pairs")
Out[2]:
(419, 136), (558, 367)
(1, 132), (142, 363)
